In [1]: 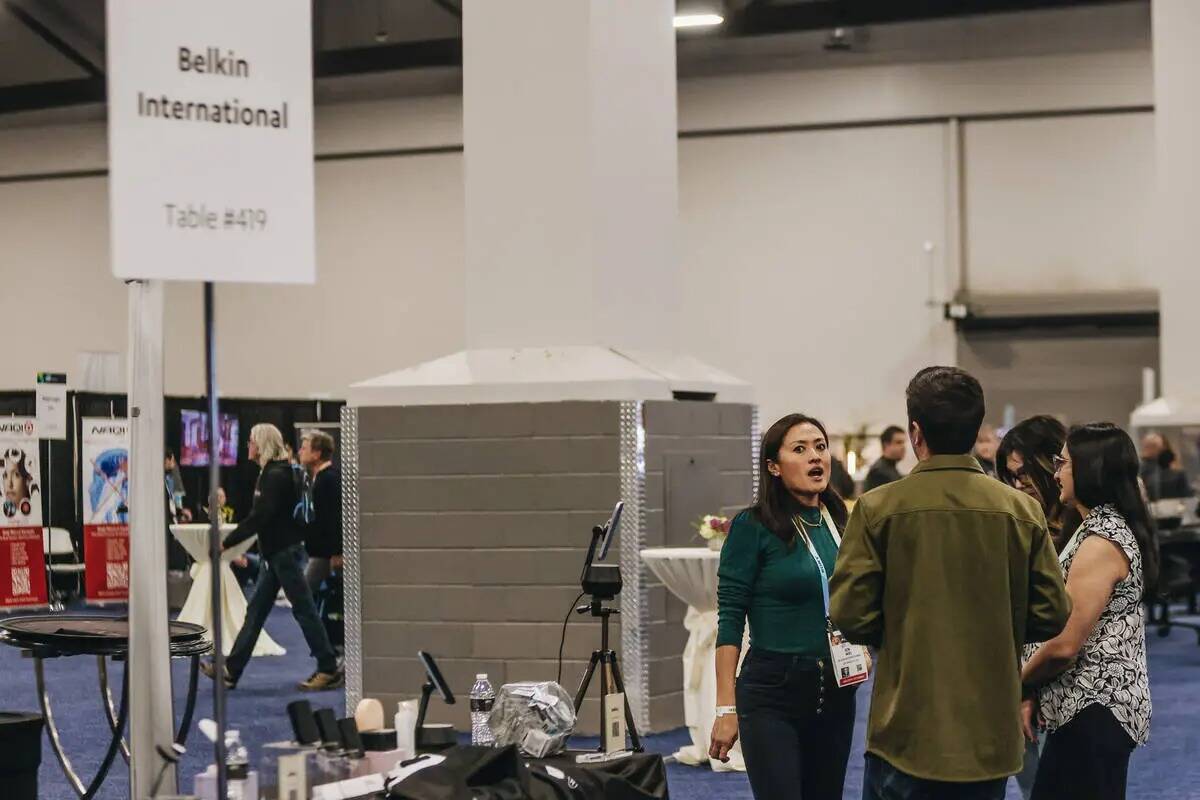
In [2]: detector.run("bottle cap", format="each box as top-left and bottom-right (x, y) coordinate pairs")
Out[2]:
(476, 674), (487, 680)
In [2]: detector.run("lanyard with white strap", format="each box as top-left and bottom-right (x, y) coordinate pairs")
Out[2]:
(792, 505), (871, 688)
(791, 506), (841, 627)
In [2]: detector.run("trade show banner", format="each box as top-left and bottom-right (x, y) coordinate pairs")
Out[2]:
(81, 418), (131, 602)
(0, 417), (48, 609)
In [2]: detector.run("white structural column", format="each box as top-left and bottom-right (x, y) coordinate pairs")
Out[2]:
(462, 0), (681, 353)
(1152, 0), (1200, 401)
(126, 280), (177, 797)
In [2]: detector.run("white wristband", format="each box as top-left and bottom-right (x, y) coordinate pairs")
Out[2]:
(715, 705), (737, 717)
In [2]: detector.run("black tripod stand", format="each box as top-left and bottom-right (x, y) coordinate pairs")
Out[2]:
(572, 502), (643, 753)
(573, 597), (643, 753)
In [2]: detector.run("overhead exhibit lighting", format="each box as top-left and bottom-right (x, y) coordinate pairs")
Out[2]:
(674, 13), (724, 29)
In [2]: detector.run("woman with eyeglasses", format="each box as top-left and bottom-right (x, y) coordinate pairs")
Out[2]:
(1021, 423), (1158, 800)
(997, 416), (1083, 799)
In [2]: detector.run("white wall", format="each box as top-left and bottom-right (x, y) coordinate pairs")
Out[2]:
(0, 46), (1159, 431)
(677, 50), (1151, 131)
(1, 153), (464, 397)
(678, 124), (953, 431)
(964, 112), (1154, 292)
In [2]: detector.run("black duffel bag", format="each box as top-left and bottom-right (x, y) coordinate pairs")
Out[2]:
(386, 747), (531, 799)
(386, 745), (668, 800)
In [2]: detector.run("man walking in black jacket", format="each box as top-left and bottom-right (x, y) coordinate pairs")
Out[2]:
(298, 429), (342, 596)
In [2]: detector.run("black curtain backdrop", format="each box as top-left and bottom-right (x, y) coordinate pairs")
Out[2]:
(0, 390), (343, 550)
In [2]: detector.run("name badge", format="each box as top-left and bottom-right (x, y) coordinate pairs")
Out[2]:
(827, 628), (869, 687)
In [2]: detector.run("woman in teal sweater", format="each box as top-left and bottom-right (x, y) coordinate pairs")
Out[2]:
(709, 413), (858, 799)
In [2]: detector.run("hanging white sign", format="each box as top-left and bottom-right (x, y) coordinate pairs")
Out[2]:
(106, 0), (315, 284)
(35, 373), (67, 441)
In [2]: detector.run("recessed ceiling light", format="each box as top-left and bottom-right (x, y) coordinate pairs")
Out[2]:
(674, 13), (724, 29)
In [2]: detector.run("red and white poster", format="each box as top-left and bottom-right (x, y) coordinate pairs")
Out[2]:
(0, 417), (48, 609)
(81, 418), (130, 602)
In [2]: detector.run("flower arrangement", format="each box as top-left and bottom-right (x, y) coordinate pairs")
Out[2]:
(695, 514), (731, 550)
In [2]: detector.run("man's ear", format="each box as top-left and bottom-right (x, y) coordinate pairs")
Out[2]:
(909, 421), (923, 451)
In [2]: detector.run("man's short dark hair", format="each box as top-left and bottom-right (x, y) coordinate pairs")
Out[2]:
(165, 448), (176, 462)
(906, 367), (985, 455)
(880, 426), (905, 447)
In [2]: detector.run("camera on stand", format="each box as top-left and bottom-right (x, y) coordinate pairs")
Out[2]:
(573, 501), (642, 754)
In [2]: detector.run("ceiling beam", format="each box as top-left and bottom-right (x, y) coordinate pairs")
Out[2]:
(5, 0), (104, 77)
(0, 77), (105, 114)
(315, 38), (462, 77)
(0, 38), (466, 115)
(730, 0), (1143, 36)
(429, 0), (462, 19)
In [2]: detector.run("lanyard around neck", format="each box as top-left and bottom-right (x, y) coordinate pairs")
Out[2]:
(791, 506), (841, 618)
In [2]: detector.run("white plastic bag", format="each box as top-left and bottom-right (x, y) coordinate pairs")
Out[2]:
(488, 682), (576, 758)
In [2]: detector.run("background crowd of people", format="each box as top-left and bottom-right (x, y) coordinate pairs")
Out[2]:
(712, 366), (1161, 800)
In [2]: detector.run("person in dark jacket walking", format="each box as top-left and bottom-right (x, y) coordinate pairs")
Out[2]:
(201, 423), (342, 691)
(863, 425), (907, 492)
(298, 429), (342, 595)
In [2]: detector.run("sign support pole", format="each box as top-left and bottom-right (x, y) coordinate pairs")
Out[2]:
(126, 279), (177, 798)
(204, 282), (229, 799)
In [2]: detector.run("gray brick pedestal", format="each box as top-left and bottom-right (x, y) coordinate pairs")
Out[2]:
(341, 400), (755, 735)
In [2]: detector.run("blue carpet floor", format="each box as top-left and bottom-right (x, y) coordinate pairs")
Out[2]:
(2, 604), (1198, 799)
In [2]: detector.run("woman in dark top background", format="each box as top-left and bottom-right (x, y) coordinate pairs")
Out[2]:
(709, 413), (856, 798)
(201, 423), (342, 692)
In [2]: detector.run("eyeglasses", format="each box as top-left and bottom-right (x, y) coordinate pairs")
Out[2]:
(1052, 455), (1069, 473)
(1006, 470), (1031, 488)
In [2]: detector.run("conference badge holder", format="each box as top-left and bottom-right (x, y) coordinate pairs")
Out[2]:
(794, 508), (870, 689)
(827, 625), (869, 688)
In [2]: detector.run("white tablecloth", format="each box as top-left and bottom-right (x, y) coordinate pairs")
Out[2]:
(170, 524), (286, 657)
(641, 546), (745, 772)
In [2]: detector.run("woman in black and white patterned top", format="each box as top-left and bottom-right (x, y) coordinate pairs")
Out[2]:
(1020, 423), (1159, 800)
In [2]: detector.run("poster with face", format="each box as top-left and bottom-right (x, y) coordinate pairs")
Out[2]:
(0, 417), (47, 609)
(81, 418), (130, 602)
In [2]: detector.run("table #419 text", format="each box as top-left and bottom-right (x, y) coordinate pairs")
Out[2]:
(164, 203), (268, 231)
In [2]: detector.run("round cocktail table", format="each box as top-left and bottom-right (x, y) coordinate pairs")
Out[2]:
(0, 615), (211, 800)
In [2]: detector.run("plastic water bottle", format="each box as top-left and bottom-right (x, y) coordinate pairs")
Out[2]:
(469, 674), (496, 746)
(225, 730), (250, 800)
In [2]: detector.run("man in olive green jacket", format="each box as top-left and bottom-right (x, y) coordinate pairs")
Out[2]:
(830, 367), (1070, 799)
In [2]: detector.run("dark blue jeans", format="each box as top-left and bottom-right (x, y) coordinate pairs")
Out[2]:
(736, 648), (858, 799)
(226, 543), (337, 679)
(863, 754), (1007, 800)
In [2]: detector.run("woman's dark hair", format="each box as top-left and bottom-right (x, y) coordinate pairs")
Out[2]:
(1066, 423), (1160, 599)
(905, 366), (985, 455)
(997, 415), (1073, 546)
(751, 413), (849, 546)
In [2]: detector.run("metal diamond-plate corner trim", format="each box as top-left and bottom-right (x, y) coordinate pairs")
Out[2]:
(618, 401), (650, 732)
(341, 406), (363, 716)
(750, 405), (761, 501)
